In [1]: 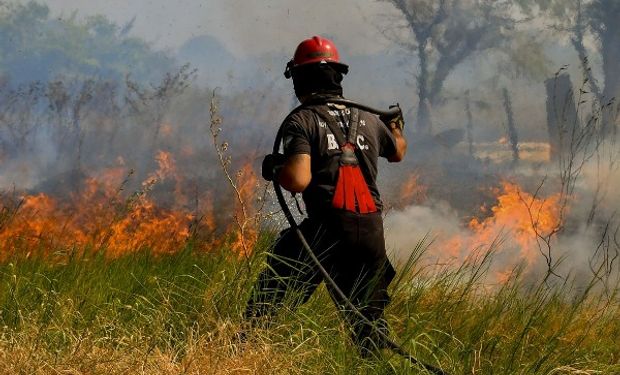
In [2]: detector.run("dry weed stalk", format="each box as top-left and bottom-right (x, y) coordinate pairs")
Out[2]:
(208, 89), (269, 257)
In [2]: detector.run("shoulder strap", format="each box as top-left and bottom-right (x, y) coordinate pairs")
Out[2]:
(346, 107), (359, 145)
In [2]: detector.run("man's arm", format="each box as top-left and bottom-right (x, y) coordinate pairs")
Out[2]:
(387, 126), (407, 162)
(379, 106), (407, 162)
(262, 117), (312, 193)
(277, 154), (311, 193)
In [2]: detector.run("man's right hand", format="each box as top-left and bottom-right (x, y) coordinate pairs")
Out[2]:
(261, 153), (286, 181)
(382, 105), (407, 163)
(380, 104), (405, 131)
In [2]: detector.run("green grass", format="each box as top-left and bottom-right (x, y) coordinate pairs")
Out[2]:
(0, 236), (618, 374)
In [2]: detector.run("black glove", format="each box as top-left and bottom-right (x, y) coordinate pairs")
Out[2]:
(379, 104), (405, 131)
(261, 153), (286, 182)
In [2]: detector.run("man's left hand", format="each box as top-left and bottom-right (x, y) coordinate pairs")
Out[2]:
(261, 153), (286, 181)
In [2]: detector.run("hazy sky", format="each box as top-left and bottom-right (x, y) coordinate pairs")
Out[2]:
(24, 0), (590, 143)
(39, 0), (395, 57)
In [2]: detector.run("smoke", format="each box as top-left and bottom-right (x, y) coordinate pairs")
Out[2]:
(41, 0), (392, 56)
(1, 1), (619, 279)
(384, 137), (620, 285)
(0, 125), (60, 189)
(578, 143), (620, 215)
(385, 202), (464, 263)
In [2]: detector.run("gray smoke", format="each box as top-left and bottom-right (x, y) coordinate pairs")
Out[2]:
(384, 137), (620, 284)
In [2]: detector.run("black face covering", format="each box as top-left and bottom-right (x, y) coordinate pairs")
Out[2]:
(292, 63), (344, 98)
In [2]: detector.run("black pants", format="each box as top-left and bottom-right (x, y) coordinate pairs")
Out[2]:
(244, 210), (396, 351)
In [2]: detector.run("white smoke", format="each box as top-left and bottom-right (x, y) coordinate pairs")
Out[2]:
(384, 201), (465, 264)
(384, 138), (620, 285)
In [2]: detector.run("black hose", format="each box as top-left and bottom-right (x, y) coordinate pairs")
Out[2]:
(318, 98), (402, 117)
(272, 99), (447, 375)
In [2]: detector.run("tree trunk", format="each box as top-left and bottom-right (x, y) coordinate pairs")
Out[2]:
(502, 88), (519, 164)
(415, 40), (432, 135)
(465, 93), (474, 156)
(545, 73), (580, 161)
(600, 24), (620, 136)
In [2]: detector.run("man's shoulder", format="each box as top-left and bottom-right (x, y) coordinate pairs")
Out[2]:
(355, 109), (383, 132)
(285, 106), (319, 127)
(357, 109), (380, 122)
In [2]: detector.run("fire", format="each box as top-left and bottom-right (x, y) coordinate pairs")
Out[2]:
(0, 194), (74, 254)
(146, 150), (175, 185)
(102, 197), (193, 257)
(199, 193), (216, 233)
(468, 182), (562, 265)
(101, 150), (194, 255)
(435, 181), (562, 270)
(0, 149), (264, 259)
(180, 144), (195, 158)
(160, 122), (174, 137)
(229, 161), (260, 257)
(0, 151), (203, 259)
(400, 173), (428, 206)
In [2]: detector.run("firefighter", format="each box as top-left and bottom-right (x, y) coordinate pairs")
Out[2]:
(244, 36), (407, 356)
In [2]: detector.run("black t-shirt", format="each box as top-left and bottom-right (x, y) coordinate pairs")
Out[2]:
(282, 100), (397, 217)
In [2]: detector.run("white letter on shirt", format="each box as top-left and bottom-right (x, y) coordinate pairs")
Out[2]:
(327, 134), (339, 150)
(357, 135), (369, 150)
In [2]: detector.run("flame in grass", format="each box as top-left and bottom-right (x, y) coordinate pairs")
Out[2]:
(436, 181), (563, 271)
(390, 178), (563, 277)
(229, 162), (260, 257)
(2, 147), (560, 271)
(0, 150), (263, 259)
(400, 173), (428, 206)
(389, 176), (563, 273)
(468, 181), (562, 265)
(86, 151), (195, 256)
(0, 151), (211, 258)
(102, 197), (193, 257)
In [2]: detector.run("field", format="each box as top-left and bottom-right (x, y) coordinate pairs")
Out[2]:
(0, 236), (618, 375)
(0, 76), (617, 374)
(1, 1), (620, 373)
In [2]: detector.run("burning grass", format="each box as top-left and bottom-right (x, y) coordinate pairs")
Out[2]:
(0, 94), (617, 372)
(0, 238), (617, 374)
(387, 179), (567, 283)
(1, 134), (617, 372)
(2, 148), (616, 372)
(0, 149), (266, 260)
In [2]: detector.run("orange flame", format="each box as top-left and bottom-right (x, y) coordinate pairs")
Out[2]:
(0, 151), (205, 259)
(468, 181), (561, 265)
(229, 161), (260, 257)
(0, 149), (265, 260)
(437, 181), (562, 270)
(400, 173), (428, 205)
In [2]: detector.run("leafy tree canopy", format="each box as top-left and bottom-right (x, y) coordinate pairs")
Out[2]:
(0, 1), (176, 85)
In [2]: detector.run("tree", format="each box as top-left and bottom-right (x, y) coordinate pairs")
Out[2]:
(518, 0), (620, 135)
(378, 0), (515, 135)
(588, 0), (620, 135)
(0, 1), (175, 85)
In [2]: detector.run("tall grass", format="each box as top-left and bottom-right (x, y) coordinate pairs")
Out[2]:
(0, 237), (618, 374)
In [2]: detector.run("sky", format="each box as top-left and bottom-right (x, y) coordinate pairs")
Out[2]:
(39, 0), (396, 57)
(20, 0), (593, 142)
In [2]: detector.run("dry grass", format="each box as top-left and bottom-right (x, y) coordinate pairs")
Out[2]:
(0, 239), (618, 374)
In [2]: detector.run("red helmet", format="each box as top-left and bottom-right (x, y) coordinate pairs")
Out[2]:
(284, 36), (349, 78)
